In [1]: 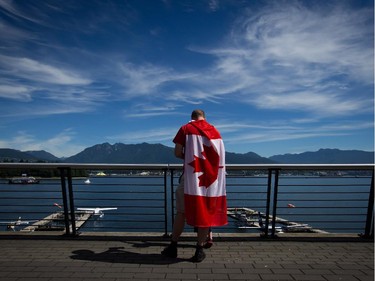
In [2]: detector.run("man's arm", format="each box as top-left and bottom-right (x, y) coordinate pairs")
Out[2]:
(174, 143), (184, 159)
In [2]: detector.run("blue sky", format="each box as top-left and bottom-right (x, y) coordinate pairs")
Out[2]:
(0, 0), (373, 158)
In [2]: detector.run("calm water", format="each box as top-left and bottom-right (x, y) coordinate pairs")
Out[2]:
(0, 175), (372, 234)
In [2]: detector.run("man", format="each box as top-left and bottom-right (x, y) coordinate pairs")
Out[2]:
(162, 109), (227, 262)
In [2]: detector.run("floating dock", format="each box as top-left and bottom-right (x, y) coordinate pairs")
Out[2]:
(227, 207), (328, 233)
(21, 211), (93, 232)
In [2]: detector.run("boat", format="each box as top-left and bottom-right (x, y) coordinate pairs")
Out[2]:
(8, 176), (39, 184)
(281, 224), (312, 232)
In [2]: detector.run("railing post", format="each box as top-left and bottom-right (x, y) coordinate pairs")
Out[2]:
(163, 168), (168, 237)
(271, 169), (280, 238)
(59, 166), (78, 236)
(263, 169), (273, 238)
(66, 167), (77, 236)
(59, 167), (70, 236)
(170, 169), (175, 231)
(363, 169), (374, 238)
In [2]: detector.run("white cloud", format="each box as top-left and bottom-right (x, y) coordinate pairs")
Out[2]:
(3, 2), (370, 120)
(123, 103), (184, 118)
(0, 129), (85, 158)
(0, 84), (33, 101)
(219, 119), (373, 145)
(0, 0), (44, 24)
(208, 0), (219, 12)
(0, 54), (108, 116)
(225, 131), (349, 144)
(188, 1), (374, 115)
(0, 89), (110, 119)
(0, 56), (91, 86)
(118, 62), (195, 97)
(108, 127), (177, 144)
(252, 91), (371, 116)
(237, 2), (373, 79)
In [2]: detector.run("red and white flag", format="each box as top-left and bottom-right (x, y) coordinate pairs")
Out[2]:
(183, 121), (227, 227)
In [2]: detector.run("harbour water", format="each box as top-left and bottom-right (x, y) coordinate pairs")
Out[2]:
(0, 174), (372, 234)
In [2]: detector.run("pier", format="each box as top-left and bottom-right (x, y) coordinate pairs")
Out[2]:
(227, 207), (328, 233)
(21, 211), (93, 232)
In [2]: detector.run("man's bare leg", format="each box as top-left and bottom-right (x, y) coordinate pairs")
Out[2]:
(161, 212), (185, 258)
(171, 212), (185, 242)
(197, 227), (210, 246)
(191, 227), (210, 262)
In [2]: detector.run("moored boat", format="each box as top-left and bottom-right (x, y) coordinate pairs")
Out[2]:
(8, 176), (39, 184)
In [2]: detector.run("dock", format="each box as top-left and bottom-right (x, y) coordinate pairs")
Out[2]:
(21, 211), (93, 232)
(227, 207), (328, 233)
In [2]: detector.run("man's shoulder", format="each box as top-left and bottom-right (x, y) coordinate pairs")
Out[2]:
(180, 122), (196, 131)
(182, 122), (201, 133)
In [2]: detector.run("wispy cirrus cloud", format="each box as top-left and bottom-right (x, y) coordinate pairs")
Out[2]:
(117, 0), (373, 141)
(0, 129), (85, 157)
(0, 54), (107, 116)
(117, 62), (196, 98)
(0, 0), (46, 24)
(123, 103), (185, 118)
(108, 127), (177, 144)
(0, 55), (91, 86)
(251, 91), (371, 116)
(184, 1), (374, 116)
(2, 1), (372, 119)
(220, 119), (374, 145)
(0, 84), (34, 101)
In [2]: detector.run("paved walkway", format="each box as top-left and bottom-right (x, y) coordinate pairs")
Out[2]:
(0, 233), (373, 281)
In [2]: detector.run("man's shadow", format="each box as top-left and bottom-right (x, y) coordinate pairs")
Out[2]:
(70, 243), (191, 265)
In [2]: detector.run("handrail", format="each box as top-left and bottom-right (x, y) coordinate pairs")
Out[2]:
(0, 163), (170, 170)
(0, 163), (373, 170)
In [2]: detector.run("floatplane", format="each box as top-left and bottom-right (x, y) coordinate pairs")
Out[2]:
(0, 217), (38, 231)
(77, 207), (118, 218)
(236, 212), (283, 232)
(228, 207), (316, 233)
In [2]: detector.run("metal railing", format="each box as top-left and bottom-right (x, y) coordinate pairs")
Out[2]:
(0, 163), (373, 238)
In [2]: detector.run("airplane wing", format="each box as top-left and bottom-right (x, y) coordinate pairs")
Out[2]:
(283, 224), (309, 228)
(77, 208), (117, 211)
(0, 220), (37, 225)
(16, 221), (33, 225)
(0, 221), (14, 224)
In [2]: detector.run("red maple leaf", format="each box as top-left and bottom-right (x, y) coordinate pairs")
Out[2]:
(188, 144), (220, 188)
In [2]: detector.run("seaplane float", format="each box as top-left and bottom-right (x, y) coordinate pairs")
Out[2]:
(0, 217), (38, 231)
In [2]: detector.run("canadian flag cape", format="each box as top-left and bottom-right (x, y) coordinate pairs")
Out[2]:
(184, 121), (227, 227)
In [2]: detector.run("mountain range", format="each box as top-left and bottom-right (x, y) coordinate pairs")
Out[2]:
(0, 143), (373, 164)
(269, 149), (374, 164)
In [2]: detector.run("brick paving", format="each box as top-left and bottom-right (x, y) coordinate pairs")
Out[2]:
(0, 233), (373, 281)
